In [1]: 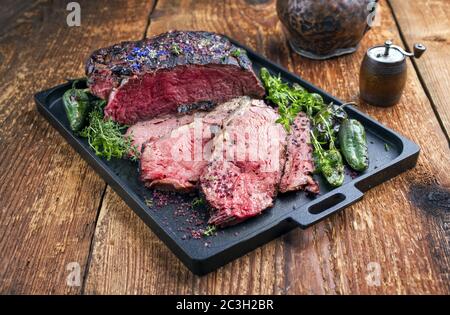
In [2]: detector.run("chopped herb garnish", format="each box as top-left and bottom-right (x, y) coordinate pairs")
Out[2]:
(203, 225), (217, 237)
(384, 143), (390, 151)
(231, 49), (241, 57)
(171, 43), (182, 55)
(144, 197), (154, 207)
(192, 197), (205, 208)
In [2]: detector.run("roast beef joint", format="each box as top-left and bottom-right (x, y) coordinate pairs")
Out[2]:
(86, 31), (265, 125)
(85, 31), (319, 227)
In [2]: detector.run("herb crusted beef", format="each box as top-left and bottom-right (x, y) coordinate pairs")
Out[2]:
(86, 31), (265, 125)
(136, 99), (317, 224)
(200, 100), (287, 227)
(279, 113), (319, 194)
(139, 97), (250, 191)
(125, 112), (207, 156)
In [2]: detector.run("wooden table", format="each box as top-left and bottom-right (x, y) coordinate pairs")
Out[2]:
(0, 0), (449, 294)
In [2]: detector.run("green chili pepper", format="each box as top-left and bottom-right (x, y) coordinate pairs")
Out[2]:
(311, 132), (345, 187)
(338, 119), (369, 171)
(259, 68), (368, 186)
(312, 103), (348, 143)
(320, 149), (345, 187)
(63, 81), (91, 132)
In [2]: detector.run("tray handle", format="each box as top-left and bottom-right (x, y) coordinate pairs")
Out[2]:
(289, 185), (364, 228)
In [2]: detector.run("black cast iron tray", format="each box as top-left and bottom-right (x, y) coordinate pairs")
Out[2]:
(35, 39), (420, 275)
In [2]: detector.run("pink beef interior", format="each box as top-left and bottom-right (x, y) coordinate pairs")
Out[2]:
(139, 97), (248, 191)
(140, 127), (212, 191)
(125, 113), (206, 156)
(104, 65), (264, 125)
(279, 113), (319, 194)
(200, 100), (287, 227)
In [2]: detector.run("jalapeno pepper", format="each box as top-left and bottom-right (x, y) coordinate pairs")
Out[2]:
(338, 119), (369, 171)
(63, 81), (91, 132)
(319, 149), (345, 187)
(311, 132), (345, 187)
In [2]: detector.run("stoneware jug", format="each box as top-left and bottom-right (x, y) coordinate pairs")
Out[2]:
(276, 0), (377, 60)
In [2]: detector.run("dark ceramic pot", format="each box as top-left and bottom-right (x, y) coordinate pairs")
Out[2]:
(276, 0), (377, 60)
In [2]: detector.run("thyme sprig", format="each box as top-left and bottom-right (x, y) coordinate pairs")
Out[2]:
(260, 67), (324, 131)
(79, 101), (139, 161)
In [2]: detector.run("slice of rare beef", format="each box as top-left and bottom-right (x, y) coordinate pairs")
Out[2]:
(200, 100), (287, 227)
(125, 112), (207, 156)
(139, 97), (250, 191)
(279, 112), (319, 194)
(86, 31), (265, 125)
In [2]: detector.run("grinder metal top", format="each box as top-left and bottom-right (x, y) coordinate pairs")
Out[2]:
(366, 40), (426, 64)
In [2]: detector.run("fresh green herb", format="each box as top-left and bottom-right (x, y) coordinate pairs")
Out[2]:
(384, 143), (390, 152)
(260, 68), (325, 131)
(261, 68), (345, 186)
(79, 101), (139, 161)
(192, 197), (205, 208)
(203, 225), (217, 237)
(171, 43), (182, 55)
(260, 69), (368, 187)
(231, 49), (241, 57)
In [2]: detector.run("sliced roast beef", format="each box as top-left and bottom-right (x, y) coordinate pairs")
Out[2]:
(139, 97), (250, 191)
(279, 113), (319, 194)
(86, 31), (265, 125)
(125, 112), (207, 156)
(200, 100), (287, 227)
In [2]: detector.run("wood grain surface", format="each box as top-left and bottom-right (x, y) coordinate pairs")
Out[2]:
(83, 0), (450, 294)
(0, 0), (153, 294)
(389, 0), (450, 142)
(1, 0), (449, 295)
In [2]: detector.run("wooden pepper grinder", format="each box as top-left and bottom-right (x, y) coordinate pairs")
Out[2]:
(360, 40), (426, 107)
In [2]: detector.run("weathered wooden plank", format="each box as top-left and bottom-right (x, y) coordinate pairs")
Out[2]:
(0, 0), (36, 32)
(389, 0), (450, 141)
(0, 0), (153, 294)
(85, 0), (450, 294)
